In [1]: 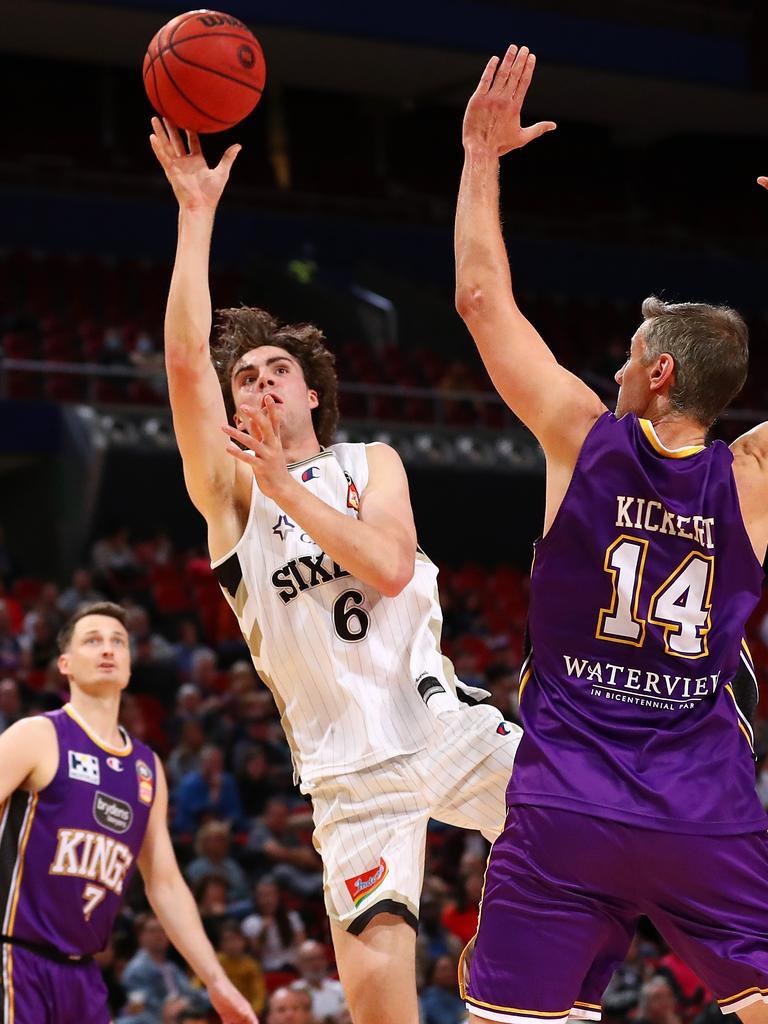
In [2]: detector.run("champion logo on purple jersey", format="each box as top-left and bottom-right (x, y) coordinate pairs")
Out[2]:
(301, 467), (319, 482)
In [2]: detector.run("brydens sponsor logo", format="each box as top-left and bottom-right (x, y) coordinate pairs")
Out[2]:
(344, 857), (388, 908)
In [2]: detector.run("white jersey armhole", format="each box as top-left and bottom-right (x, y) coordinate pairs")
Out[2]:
(210, 472), (258, 571)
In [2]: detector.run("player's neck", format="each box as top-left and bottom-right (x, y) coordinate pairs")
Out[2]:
(67, 690), (126, 750)
(643, 410), (707, 451)
(282, 431), (323, 466)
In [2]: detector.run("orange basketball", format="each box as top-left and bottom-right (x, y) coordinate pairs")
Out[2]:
(143, 9), (266, 133)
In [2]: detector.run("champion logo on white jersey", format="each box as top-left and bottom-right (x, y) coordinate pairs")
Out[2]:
(68, 750), (100, 785)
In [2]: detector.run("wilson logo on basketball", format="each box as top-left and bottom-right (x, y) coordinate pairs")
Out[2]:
(238, 45), (256, 69)
(344, 858), (388, 907)
(197, 13), (247, 30)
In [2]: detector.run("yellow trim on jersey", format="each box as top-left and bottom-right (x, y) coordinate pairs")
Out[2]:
(725, 683), (754, 750)
(639, 419), (706, 459)
(6, 944), (14, 1024)
(518, 666), (533, 703)
(718, 984), (768, 1006)
(741, 637), (755, 668)
(573, 1002), (602, 1011)
(64, 704), (133, 756)
(6, 794), (38, 938)
(465, 995), (571, 1018)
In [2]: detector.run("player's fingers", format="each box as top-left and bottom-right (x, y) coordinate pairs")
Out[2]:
(225, 443), (260, 465)
(163, 117), (185, 156)
(514, 51), (538, 102)
(186, 129), (202, 156)
(507, 45), (530, 94)
(262, 394), (281, 435)
(758, 176), (768, 190)
(491, 44), (518, 92)
(219, 144), (242, 175)
(475, 55), (500, 95)
(521, 120), (557, 144)
(221, 424), (260, 448)
(148, 133), (169, 167)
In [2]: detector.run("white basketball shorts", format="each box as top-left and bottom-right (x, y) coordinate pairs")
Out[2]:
(301, 702), (521, 933)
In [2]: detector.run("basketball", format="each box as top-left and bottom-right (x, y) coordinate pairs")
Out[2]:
(143, 9), (266, 133)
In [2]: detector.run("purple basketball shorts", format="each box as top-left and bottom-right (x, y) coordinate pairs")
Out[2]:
(1, 944), (111, 1024)
(464, 804), (768, 1022)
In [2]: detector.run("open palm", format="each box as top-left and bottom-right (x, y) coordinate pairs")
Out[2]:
(149, 116), (241, 210)
(463, 44), (556, 156)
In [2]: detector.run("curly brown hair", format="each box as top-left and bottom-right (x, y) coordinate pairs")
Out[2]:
(212, 307), (339, 446)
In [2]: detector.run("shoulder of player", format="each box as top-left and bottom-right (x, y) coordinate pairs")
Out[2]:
(730, 421), (768, 467)
(363, 441), (405, 479)
(0, 714), (56, 747)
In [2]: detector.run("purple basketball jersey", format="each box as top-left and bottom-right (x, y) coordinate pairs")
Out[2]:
(509, 412), (767, 834)
(0, 704), (155, 956)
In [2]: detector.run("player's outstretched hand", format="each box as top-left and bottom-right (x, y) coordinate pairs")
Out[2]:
(463, 44), (556, 156)
(149, 116), (241, 211)
(758, 177), (768, 190)
(222, 395), (292, 502)
(208, 975), (259, 1023)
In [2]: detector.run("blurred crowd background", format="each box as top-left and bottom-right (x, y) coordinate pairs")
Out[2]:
(3, 0), (768, 1021)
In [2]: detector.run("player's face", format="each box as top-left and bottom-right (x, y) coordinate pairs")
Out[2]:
(614, 330), (652, 418)
(231, 346), (319, 440)
(58, 615), (131, 692)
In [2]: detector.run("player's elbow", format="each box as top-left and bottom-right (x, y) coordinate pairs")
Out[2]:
(379, 561), (414, 598)
(455, 283), (486, 322)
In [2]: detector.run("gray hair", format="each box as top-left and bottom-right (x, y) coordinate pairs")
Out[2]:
(640, 295), (748, 427)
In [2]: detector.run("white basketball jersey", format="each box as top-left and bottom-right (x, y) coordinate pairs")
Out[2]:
(212, 442), (467, 783)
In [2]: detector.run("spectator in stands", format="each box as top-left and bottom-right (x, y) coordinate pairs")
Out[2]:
(419, 954), (465, 1024)
(633, 977), (682, 1024)
(236, 743), (272, 821)
(291, 940), (346, 1023)
(241, 877), (306, 972)
(0, 678), (22, 734)
(115, 989), (155, 1024)
(166, 717), (206, 787)
(193, 874), (231, 946)
(602, 935), (658, 1021)
(415, 892), (463, 988)
(21, 581), (62, 634)
(228, 659), (259, 700)
(173, 744), (243, 835)
(173, 620), (215, 681)
(214, 919), (267, 1017)
(18, 615), (58, 669)
(91, 526), (139, 592)
(246, 797), (322, 895)
(186, 820), (250, 903)
(265, 986), (315, 1024)
(655, 951), (712, 1019)
(126, 604), (175, 663)
(121, 915), (211, 1020)
(0, 603), (21, 674)
(441, 871), (484, 945)
(57, 567), (105, 616)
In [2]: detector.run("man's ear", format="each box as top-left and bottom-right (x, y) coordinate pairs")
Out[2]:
(649, 353), (675, 393)
(57, 652), (69, 678)
(308, 389), (319, 409)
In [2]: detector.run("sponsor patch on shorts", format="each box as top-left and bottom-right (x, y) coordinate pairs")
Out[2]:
(345, 857), (388, 907)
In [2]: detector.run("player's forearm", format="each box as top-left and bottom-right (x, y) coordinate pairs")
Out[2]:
(454, 144), (515, 315)
(165, 207), (217, 374)
(271, 476), (414, 596)
(147, 875), (228, 988)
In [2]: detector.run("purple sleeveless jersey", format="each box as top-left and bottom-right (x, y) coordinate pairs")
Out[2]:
(0, 704), (156, 956)
(509, 412), (767, 834)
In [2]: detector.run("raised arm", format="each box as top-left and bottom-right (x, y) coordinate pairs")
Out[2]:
(223, 400), (416, 596)
(455, 46), (606, 464)
(138, 755), (257, 1024)
(150, 118), (250, 544)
